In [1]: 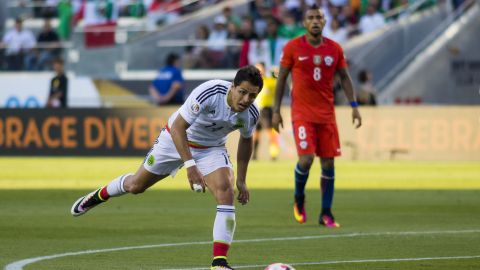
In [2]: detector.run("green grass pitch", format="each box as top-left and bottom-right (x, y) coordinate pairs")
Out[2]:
(1, 158), (479, 269)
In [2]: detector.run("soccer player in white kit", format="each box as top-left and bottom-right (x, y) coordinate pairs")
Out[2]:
(71, 65), (263, 270)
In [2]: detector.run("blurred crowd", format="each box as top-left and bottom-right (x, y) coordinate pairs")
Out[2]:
(0, 0), (219, 70)
(7, 0), (222, 27)
(181, 0), (410, 70)
(1, 0), (443, 71)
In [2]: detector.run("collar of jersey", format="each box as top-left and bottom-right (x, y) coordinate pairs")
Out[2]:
(224, 85), (239, 116)
(224, 86), (232, 111)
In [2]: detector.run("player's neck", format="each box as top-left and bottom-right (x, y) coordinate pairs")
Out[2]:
(226, 87), (233, 108)
(305, 34), (323, 47)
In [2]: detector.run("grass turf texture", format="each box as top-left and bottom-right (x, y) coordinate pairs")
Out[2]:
(1, 158), (479, 269)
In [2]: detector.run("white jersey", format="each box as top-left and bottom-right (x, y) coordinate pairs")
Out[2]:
(167, 79), (259, 147)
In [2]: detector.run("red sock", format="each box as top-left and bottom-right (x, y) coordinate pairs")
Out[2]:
(213, 242), (230, 259)
(98, 186), (110, 201)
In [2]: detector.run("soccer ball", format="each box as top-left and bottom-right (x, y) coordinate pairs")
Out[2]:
(264, 263), (296, 270)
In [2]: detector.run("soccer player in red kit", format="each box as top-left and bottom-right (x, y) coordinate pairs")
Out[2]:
(272, 5), (362, 227)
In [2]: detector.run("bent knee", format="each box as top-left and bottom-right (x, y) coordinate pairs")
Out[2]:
(124, 179), (147, 194)
(217, 183), (234, 196)
(299, 155), (314, 169)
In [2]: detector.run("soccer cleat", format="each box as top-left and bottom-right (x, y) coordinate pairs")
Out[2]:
(293, 196), (307, 224)
(211, 258), (234, 270)
(71, 188), (106, 217)
(319, 213), (340, 228)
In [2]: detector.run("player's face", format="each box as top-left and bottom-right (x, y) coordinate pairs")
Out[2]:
(303, 9), (326, 37)
(229, 81), (260, 112)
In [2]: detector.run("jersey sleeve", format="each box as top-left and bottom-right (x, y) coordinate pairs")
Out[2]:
(336, 44), (348, 70)
(280, 40), (295, 69)
(240, 104), (260, 138)
(178, 81), (212, 124)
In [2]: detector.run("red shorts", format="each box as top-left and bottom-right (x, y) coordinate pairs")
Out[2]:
(292, 121), (341, 157)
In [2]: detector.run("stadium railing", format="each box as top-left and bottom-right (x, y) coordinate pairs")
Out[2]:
(375, 0), (476, 92)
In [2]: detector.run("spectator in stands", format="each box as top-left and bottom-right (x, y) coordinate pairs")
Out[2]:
(358, 4), (386, 34)
(248, 37), (271, 72)
(208, 16), (229, 51)
(283, 0), (303, 22)
(1, 17), (36, 71)
(47, 58), (68, 108)
(224, 22), (240, 68)
(237, 16), (258, 40)
(27, 19), (61, 70)
(265, 18), (286, 67)
(248, 15), (282, 70)
(226, 22), (239, 39)
(189, 25), (210, 68)
(181, 46), (196, 69)
(357, 69), (377, 105)
(277, 12), (304, 39)
(340, 5), (360, 36)
(206, 15), (228, 68)
(222, 6), (242, 28)
(323, 17), (348, 45)
(149, 53), (185, 105)
(253, 4), (273, 37)
(237, 16), (258, 67)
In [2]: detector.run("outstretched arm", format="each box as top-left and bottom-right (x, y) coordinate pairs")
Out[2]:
(338, 68), (362, 129)
(272, 65), (291, 132)
(170, 115), (206, 192)
(236, 136), (253, 205)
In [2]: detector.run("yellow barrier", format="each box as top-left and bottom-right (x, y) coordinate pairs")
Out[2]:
(230, 106), (480, 161)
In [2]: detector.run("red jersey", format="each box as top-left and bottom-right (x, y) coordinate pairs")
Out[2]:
(280, 35), (347, 123)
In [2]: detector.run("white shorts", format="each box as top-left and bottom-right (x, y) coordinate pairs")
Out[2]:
(143, 129), (233, 177)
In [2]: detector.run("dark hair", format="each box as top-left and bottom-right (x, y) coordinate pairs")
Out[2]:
(303, 4), (321, 19)
(358, 70), (369, 83)
(165, 53), (180, 66)
(234, 65), (263, 90)
(53, 58), (64, 65)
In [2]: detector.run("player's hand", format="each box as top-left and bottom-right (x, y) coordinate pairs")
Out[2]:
(272, 112), (283, 133)
(352, 108), (362, 129)
(186, 166), (206, 193)
(236, 181), (249, 205)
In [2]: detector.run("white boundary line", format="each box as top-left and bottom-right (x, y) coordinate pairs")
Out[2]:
(166, 255), (480, 270)
(5, 229), (480, 270)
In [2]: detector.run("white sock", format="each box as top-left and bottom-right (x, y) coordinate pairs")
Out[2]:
(213, 205), (236, 244)
(106, 173), (132, 197)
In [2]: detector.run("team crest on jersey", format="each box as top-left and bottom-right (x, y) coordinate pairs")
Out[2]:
(190, 102), (201, 114)
(300, 140), (308, 149)
(233, 118), (245, 129)
(147, 154), (155, 166)
(313, 55), (322, 66)
(324, 56), (334, 66)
